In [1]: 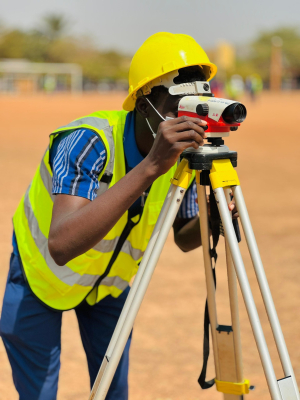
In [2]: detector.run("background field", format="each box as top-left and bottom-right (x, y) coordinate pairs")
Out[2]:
(1, 92), (300, 400)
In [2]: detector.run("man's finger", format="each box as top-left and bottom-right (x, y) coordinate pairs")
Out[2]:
(176, 140), (200, 152)
(175, 130), (205, 146)
(166, 115), (207, 127)
(228, 201), (235, 211)
(172, 121), (207, 136)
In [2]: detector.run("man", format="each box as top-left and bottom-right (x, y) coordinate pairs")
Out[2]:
(0, 32), (231, 399)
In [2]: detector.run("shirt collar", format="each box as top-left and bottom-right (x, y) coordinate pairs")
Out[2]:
(123, 111), (144, 170)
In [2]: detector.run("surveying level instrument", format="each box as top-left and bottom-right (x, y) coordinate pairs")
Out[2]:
(89, 89), (299, 400)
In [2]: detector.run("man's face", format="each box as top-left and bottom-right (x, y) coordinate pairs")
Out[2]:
(147, 90), (183, 132)
(157, 92), (182, 118)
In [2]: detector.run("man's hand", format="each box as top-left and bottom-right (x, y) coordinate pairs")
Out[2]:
(146, 116), (207, 177)
(174, 195), (239, 253)
(199, 195), (239, 219)
(228, 199), (239, 219)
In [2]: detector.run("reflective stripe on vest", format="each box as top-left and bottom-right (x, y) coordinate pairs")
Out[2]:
(23, 185), (129, 291)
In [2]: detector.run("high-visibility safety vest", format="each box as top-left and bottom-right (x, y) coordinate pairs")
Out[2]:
(13, 110), (181, 310)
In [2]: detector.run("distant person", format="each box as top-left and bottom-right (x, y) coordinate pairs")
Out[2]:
(210, 78), (224, 97)
(246, 73), (263, 101)
(44, 74), (57, 93)
(225, 74), (245, 100)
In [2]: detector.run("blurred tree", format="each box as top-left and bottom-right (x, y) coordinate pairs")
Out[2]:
(0, 30), (27, 58)
(234, 27), (300, 82)
(23, 31), (49, 62)
(46, 37), (80, 63)
(251, 27), (300, 79)
(0, 14), (131, 84)
(0, 29), (49, 61)
(40, 14), (69, 41)
(1, 18), (300, 88)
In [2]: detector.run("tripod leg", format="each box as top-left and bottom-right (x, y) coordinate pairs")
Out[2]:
(89, 183), (187, 400)
(232, 185), (300, 399)
(214, 186), (282, 400)
(196, 173), (221, 378)
(197, 177), (248, 398)
(224, 188), (243, 384)
(88, 184), (176, 399)
(214, 188), (281, 400)
(224, 396), (243, 400)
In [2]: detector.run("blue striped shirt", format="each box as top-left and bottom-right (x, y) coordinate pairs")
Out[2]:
(50, 129), (106, 201)
(178, 178), (199, 218)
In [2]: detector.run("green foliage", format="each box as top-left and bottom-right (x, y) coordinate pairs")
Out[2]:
(235, 27), (300, 81)
(0, 14), (130, 83)
(40, 14), (68, 41)
(1, 15), (299, 85)
(0, 29), (28, 58)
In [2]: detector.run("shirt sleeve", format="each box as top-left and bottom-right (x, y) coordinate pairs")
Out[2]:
(51, 128), (107, 201)
(177, 179), (199, 218)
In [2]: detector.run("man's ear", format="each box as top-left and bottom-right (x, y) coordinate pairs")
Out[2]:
(135, 97), (150, 118)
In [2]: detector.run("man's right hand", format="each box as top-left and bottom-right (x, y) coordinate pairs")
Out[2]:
(146, 115), (207, 177)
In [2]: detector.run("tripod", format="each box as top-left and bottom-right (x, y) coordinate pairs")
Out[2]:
(89, 143), (299, 400)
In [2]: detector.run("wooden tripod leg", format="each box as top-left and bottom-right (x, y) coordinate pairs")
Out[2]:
(197, 173), (246, 398)
(225, 238), (243, 381)
(224, 395), (243, 400)
(219, 189), (245, 400)
(196, 171), (221, 379)
(221, 239), (244, 400)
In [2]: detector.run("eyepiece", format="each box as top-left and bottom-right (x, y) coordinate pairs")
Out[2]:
(222, 103), (247, 124)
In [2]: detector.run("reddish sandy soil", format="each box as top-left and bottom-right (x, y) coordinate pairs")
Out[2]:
(1, 92), (300, 400)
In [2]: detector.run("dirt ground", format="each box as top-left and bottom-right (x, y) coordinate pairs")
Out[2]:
(1, 91), (300, 400)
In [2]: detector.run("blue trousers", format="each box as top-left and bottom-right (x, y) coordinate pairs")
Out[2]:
(0, 253), (131, 400)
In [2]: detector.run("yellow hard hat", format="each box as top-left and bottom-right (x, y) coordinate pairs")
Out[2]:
(123, 32), (217, 111)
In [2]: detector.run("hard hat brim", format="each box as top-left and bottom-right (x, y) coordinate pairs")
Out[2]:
(122, 62), (217, 112)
